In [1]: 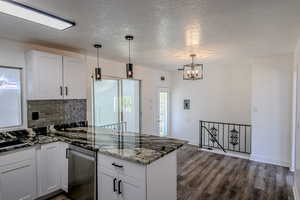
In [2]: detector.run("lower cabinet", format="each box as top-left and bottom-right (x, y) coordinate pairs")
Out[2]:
(0, 142), (69, 200)
(37, 142), (68, 197)
(117, 175), (145, 200)
(0, 148), (36, 200)
(98, 168), (145, 200)
(98, 154), (146, 200)
(37, 142), (61, 197)
(98, 151), (177, 200)
(98, 168), (119, 200)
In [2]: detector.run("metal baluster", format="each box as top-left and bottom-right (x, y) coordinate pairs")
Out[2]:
(227, 124), (230, 150)
(222, 124), (225, 150)
(239, 125), (241, 152)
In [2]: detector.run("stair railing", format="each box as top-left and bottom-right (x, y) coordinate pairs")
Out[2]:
(200, 120), (251, 154)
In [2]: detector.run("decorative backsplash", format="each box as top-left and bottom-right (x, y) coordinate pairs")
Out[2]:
(27, 99), (87, 128)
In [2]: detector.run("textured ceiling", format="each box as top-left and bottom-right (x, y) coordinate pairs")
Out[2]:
(0, 0), (300, 70)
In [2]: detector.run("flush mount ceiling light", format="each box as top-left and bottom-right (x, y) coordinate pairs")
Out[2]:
(0, 0), (75, 30)
(178, 54), (203, 80)
(125, 35), (134, 79)
(94, 44), (102, 81)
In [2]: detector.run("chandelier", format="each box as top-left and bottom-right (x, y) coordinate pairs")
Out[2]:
(178, 54), (203, 80)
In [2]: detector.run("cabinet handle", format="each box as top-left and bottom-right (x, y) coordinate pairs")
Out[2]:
(66, 148), (70, 159)
(118, 180), (122, 194)
(113, 178), (117, 192)
(112, 163), (123, 168)
(60, 86), (63, 96)
(65, 86), (68, 96)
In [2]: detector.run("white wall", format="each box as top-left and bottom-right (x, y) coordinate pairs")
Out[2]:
(250, 54), (293, 167)
(293, 39), (300, 198)
(170, 62), (252, 145)
(86, 56), (171, 135)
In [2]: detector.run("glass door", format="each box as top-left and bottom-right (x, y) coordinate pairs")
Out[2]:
(158, 88), (169, 136)
(93, 79), (119, 127)
(93, 78), (140, 133)
(121, 80), (140, 133)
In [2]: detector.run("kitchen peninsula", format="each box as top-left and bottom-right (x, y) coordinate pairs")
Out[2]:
(0, 126), (186, 200)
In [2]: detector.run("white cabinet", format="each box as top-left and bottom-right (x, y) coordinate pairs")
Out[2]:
(98, 154), (146, 200)
(37, 142), (61, 197)
(63, 56), (87, 99)
(0, 148), (36, 200)
(27, 51), (63, 100)
(0, 142), (69, 200)
(98, 168), (144, 200)
(60, 142), (69, 192)
(98, 151), (177, 200)
(26, 50), (87, 100)
(98, 168), (119, 200)
(118, 175), (145, 200)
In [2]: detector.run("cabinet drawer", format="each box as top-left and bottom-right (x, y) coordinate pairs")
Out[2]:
(98, 153), (145, 181)
(0, 148), (35, 166)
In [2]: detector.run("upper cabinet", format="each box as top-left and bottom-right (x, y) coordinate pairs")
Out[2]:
(27, 51), (63, 100)
(26, 50), (87, 100)
(63, 56), (87, 99)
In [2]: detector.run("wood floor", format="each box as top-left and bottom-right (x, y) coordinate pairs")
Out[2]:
(177, 145), (294, 200)
(49, 144), (294, 200)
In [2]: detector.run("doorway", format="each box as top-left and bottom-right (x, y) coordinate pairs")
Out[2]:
(93, 78), (141, 133)
(158, 88), (169, 136)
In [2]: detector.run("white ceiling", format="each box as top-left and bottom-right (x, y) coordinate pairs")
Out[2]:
(0, 0), (300, 70)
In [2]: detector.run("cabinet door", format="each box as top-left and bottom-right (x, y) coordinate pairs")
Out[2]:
(0, 160), (35, 200)
(37, 143), (61, 196)
(63, 56), (87, 99)
(118, 175), (146, 200)
(60, 142), (69, 192)
(32, 51), (63, 99)
(98, 168), (119, 200)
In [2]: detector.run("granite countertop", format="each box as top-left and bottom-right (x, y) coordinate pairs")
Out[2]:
(0, 127), (187, 165)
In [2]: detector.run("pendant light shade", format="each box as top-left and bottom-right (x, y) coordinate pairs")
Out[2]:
(125, 35), (134, 79)
(94, 44), (102, 81)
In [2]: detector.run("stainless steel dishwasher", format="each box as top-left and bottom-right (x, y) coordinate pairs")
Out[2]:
(66, 144), (97, 200)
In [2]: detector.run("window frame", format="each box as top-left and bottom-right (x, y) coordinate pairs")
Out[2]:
(0, 65), (24, 131)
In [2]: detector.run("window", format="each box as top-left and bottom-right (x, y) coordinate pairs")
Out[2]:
(0, 67), (22, 128)
(158, 88), (169, 137)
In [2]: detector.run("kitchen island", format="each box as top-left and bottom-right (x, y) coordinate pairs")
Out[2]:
(52, 126), (186, 200)
(0, 126), (186, 200)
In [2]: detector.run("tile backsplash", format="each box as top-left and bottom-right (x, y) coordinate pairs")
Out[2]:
(27, 99), (87, 128)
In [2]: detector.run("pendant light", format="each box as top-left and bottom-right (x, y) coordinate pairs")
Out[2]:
(94, 44), (102, 81)
(125, 35), (134, 78)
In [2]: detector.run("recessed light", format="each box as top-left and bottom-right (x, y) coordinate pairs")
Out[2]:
(0, 0), (75, 30)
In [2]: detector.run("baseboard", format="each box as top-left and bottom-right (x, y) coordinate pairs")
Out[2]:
(250, 154), (290, 168)
(294, 186), (299, 200)
(200, 148), (250, 160)
(199, 148), (290, 168)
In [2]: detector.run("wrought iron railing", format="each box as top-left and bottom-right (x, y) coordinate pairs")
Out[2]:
(99, 121), (127, 132)
(199, 120), (251, 154)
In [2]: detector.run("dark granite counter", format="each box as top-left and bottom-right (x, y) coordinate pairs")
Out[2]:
(0, 127), (187, 165)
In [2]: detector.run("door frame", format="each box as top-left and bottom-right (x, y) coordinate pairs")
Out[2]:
(157, 87), (170, 137)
